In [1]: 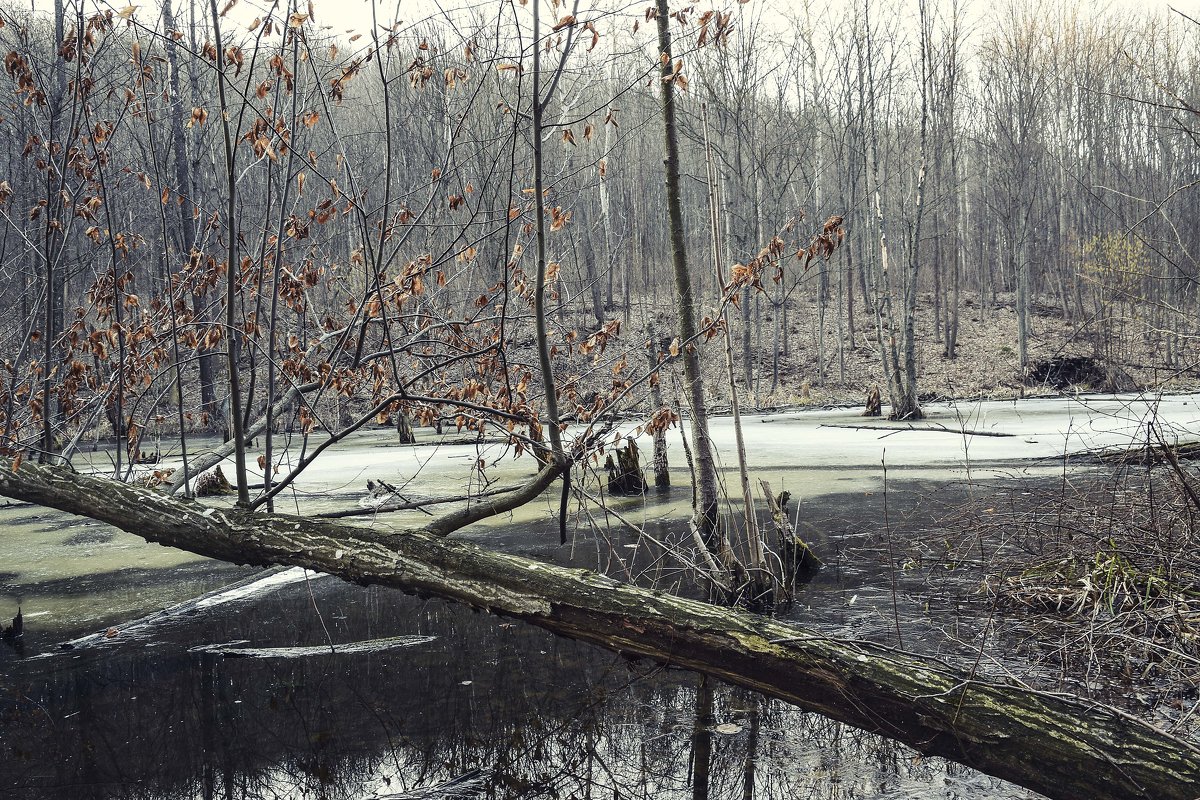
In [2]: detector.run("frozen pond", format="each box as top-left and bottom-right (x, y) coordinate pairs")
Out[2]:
(8, 392), (1191, 632)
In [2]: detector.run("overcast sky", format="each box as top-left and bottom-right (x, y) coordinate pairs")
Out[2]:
(21, 0), (1190, 43)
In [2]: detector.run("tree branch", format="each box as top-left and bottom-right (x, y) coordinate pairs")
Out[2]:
(422, 462), (564, 537)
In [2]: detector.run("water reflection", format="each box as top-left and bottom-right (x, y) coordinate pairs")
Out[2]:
(2, 569), (1039, 800)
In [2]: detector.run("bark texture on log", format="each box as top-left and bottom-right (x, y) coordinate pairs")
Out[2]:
(1, 460), (1197, 800)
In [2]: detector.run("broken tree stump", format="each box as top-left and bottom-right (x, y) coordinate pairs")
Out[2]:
(759, 479), (821, 588)
(194, 465), (233, 497)
(645, 318), (671, 488)
(863, 386), (882, 417)
(605, 438), (647, 496)
(396, 412), (416, 445)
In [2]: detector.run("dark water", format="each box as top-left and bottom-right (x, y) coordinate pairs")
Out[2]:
(0, 480), (1042, 800)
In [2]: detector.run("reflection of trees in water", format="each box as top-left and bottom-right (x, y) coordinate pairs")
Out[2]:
(1, 584), (1022, 800)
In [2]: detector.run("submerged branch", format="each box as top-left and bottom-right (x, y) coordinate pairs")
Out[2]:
(317, 484), (523, 520)
(422, 462), (565, 537)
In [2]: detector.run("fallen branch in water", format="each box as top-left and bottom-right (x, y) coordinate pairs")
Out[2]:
(189, 634), (438, 658)
(819, 423), (1014, 437)
(316, 482), (523, 519)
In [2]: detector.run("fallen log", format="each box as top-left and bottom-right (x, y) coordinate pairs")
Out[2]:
(188, 634), (437, 658)
(1, 460), (1197, 800)
(820, 423), (1014, 437)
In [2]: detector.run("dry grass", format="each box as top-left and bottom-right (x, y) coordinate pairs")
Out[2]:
(969, 462), (1200, 730)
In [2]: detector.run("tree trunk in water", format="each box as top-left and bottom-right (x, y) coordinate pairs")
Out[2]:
(702, 104), (765, 604)
(529, 0), (565, 476)
(656, 0), (721, 555)
(863, 386), (882, 417)
(868, 188), (908, 421)
(40, 0), (69, 461)
(209, 0), (249, 504)
(396, 412), (416, 445)
(645, 319), (670, 489)
(895, 11), (928, 423)
(758, 479), (820, 592)
(1, 460), (1197, 800)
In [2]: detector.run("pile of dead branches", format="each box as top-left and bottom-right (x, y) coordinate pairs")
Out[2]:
(973, 462), (1200, 725)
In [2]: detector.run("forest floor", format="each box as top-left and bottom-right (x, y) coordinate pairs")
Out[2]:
(610, 289), (1200, 413)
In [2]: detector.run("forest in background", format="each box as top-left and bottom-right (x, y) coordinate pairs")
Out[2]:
(0, 0), (1195, 462)
(0, 0), (1196, 468)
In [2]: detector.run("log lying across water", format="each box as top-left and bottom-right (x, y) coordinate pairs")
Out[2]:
(1, 460), (1197, 800)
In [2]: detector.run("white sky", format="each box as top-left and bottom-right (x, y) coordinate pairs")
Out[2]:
(21, 0), (1189, 43)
